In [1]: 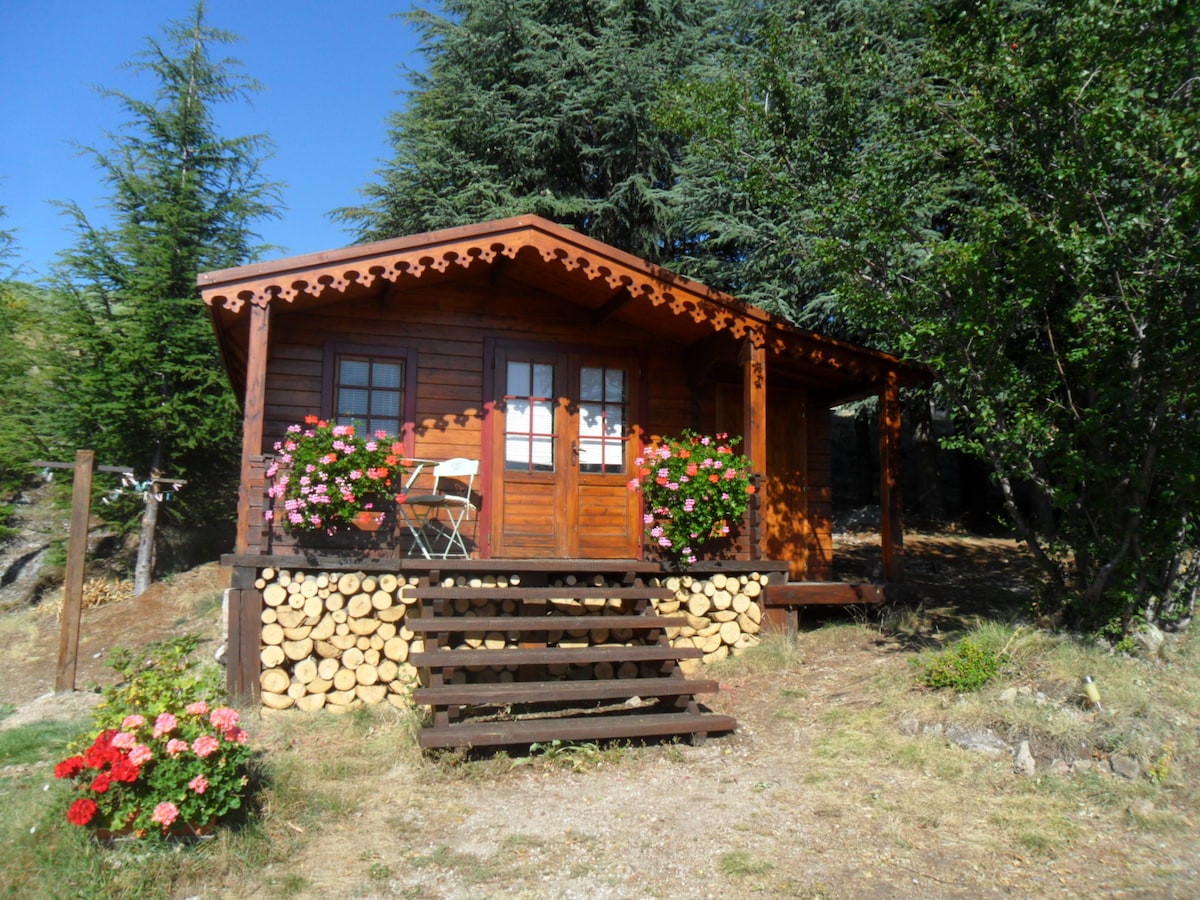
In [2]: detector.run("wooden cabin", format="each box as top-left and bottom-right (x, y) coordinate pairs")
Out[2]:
(198, 215), (927, 744)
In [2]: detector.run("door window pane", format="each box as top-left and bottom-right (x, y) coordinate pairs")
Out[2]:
(505, 360), (556, 472)
(578, 366), (627, 474)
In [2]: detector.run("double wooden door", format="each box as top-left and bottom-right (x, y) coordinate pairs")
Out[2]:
(488, 343), (640, 558)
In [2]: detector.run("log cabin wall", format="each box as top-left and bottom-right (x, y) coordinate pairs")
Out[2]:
(254, 276), (705, 559)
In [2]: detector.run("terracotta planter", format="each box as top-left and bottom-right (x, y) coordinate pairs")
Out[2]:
(351, 510), (388, 532)
(93, 819), (216, 844)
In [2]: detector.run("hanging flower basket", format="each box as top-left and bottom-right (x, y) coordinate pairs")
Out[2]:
(264, 415), (407, 534)
(627, 430), (756, 569)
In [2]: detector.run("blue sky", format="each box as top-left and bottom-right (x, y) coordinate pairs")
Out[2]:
(0, 1), (426, 281)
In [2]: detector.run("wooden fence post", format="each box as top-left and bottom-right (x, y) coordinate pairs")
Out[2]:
(56, 450), (94, 693)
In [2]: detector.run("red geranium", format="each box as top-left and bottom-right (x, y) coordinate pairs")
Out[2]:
(66, 798), (98, 826)
(54, 756), (84, 779)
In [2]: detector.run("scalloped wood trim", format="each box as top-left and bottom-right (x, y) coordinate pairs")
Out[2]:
(200, 232), (762, 344)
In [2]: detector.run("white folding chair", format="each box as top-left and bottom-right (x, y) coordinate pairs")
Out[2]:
(402, 458), (478, 558)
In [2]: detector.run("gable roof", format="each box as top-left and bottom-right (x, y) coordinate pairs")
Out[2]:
(198, 214), (929, 403)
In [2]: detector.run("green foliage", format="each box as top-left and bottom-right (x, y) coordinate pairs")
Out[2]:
(95, 634), (225, 726)
(665, 0), (1200, 632)
(523, 738), (621, 772)
(48, 2), (282, 564)
(918, 638), (1003, 693)
(660, 0), (926, 323)
(338, 0), (716, 264)
(0, 206), (60, 505)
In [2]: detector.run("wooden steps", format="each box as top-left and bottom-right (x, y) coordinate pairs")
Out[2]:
(407, 575), (735, 749)
(406, 614), (683, 632)
(414, 675), (720, 707)
(411, 644), (702, 668)
(418, 711), (737, 750)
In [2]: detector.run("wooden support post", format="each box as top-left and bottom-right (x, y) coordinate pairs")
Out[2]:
(742, 335), (767, 559)
(226, 566), (262, 704)
(56, 450), (94, 693)
(236, 302), (271, 554)
(879, 372), (904, 582)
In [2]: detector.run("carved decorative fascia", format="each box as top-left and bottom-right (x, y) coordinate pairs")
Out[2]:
(198, 217), (925, 386)
(200, 230), (764, 343)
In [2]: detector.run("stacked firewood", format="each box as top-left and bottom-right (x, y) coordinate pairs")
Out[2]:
(254, 568), (768, 710)
(256, 569), (421, 711)
(651, 572), (765, 673)
(56, 577), (134, 620)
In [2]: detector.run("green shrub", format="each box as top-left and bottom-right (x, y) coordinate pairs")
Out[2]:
(919, 638), (1003, 692)
(94, 634), (225, 726)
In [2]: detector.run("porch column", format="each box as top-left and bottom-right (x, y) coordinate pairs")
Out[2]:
(236, 300), (271, 554)
(879, 370), (904, 582)
(741, 334), (767, 560)
(228, 301), (270, 704)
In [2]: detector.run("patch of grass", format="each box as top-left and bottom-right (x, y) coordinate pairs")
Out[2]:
(500, 832), (546, 851)
(192, 589), (225, 621)
(408, 845), (493, 883)
(709, 628), (804, 676)
(517, 738), (627, 772)
(265, 872), (310, 896)
(718, 849), (775, 877)
(0, 717), (88, 766)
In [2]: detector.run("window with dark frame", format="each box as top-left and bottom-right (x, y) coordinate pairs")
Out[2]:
(334, 355), (404, 437)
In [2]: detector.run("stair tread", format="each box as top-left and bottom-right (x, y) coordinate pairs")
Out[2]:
(414, 677), (719, 705)
(409, 586), (674, 601)
(418, 710), (737, 748)
(407, 614), (684, 633)
(410, 645), (702, 667)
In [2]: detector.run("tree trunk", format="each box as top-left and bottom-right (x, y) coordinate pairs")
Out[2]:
(133, 445), (163, 597)
(133, 491), (159, 597)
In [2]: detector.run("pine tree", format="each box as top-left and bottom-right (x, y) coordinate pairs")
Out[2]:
(51, 2), (281, 592)
(337, 0), (714, 264)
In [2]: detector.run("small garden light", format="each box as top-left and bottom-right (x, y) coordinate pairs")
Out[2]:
(1082, 675), (1102, 711)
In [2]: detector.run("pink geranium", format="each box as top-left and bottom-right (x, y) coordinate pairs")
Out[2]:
(188, 774), (209, 795)
(166, 738), (190, 757)
(121, 714), (145, 730)
(111, 731), (137, 750)
(129, 743), (153, 766)
(151, 802), (179, 828)
(192, 735), (220, 758)
(224, 726), (248, 745)
(153, 712), (178, 738)
(209, 707), (239, 730)
(628, 429), (753, 569)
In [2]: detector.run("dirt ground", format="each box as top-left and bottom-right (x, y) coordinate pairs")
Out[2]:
(3, 534), (1198, 898)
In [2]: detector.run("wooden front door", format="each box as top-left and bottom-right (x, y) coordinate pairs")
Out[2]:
(489, 344), (640, 558)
